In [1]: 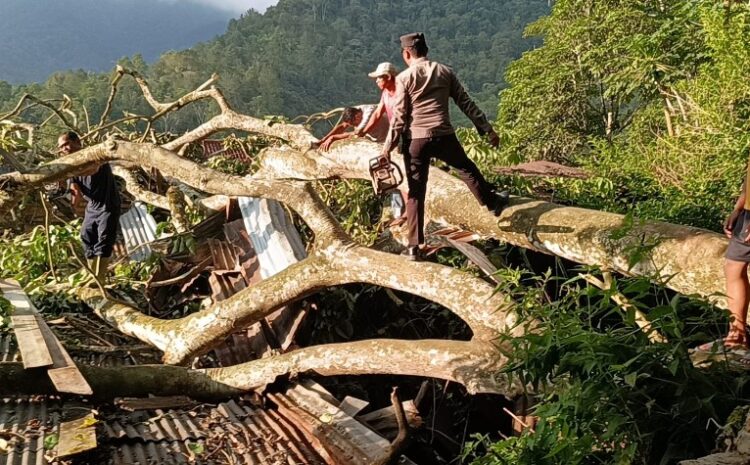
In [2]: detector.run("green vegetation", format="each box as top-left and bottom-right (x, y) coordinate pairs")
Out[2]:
(460, 1), (750, 463)
(0, 0), (549, 136)
(491, 0), (750, 231)
(464, 268), (742, 465)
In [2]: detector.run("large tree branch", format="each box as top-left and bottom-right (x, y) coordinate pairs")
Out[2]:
(0, 339), (515, 398)
(0, 140), (512, 364)
(82, 242), (512, 364)
(0, 140), (349, 247)
(203, 339), (516, 395)
(257, 139), (731, 309)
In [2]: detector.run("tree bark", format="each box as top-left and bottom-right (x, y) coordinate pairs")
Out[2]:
(0, 339), (516, 398)
(258, 140), (730, 309)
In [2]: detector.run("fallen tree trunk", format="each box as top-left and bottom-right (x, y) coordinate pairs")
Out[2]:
(82, 242), (514, 364)
(258, 140), (730, 309)
(0, 339), (516, 398)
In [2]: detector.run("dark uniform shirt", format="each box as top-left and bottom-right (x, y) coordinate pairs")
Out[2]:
(72, 163), (120, 213)
(384, 57), (493, 153)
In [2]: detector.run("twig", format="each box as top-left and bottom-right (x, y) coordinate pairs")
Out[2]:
(38, 192), (58, 282)
(67, 243), (107, 298)
(99, 68), (125, 127)
(0, 94), (78, 132)
(582, 272), (667, 343)
(502, 407), (535, 433)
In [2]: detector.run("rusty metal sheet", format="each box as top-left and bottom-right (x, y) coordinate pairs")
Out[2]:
(207, 238), (238, 272)
(202, 139), (251, 162)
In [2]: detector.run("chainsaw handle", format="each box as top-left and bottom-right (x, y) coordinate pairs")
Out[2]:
(389, 160), (404, 187)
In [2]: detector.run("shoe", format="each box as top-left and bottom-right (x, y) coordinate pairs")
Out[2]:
(400, 246), (421, 262)
(486, 190), (510, 216)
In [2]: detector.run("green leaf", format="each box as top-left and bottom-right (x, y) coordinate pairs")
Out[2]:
(43, 433), (59, 450)
(188, 442), (204, 455)
(624, 372), (638, 387)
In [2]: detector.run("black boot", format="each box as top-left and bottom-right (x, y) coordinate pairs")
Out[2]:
(400, 245), (422, 262)
(486, 190), (510, 216)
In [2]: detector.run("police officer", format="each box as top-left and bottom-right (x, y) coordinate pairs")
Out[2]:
(57, 131), (121, 281)
(382, 32), (509, 261)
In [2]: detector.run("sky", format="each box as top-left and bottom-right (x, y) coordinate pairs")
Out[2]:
(167, 0), (279, 14)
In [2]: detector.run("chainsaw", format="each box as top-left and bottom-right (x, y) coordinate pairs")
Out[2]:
(368, 155), (403, 195)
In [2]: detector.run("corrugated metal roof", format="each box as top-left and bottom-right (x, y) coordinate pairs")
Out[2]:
(119, 201), (158, 262)
(0, 334), (20, 363)
(0, 396), (61, 465)
(238, 197), (306, 279)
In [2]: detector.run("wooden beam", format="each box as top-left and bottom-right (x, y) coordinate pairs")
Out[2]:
(2, 279), (54, 368)
(37, 318), (93, 395)
(0, 279), (93, 395)
(9, 315), (53, 368)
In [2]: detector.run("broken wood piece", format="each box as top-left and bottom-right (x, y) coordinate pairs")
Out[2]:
(10, 314), (53, 368)
(37, 316), (93, 395)
(494, 160), (589, 179)
(56, 412), (98, 458)
(277, 382), (392, 465)
(358, 401), (422, 439)
(115, 395), (198, 411)
(339, 396), (370, 417)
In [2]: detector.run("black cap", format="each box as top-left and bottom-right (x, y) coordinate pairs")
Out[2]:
(399, 32), (427, 49)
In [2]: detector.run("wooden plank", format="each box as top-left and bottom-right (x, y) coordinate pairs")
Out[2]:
(2, 279), (55, 368)
(0, 279), (36, 315)
(339, 396), (370, 418)
(115, 396), (197, 412)
(10, 315), (53, 368)
(36, 314), (93, 395)
(57, 412), (98, 458)
(1, 279), (92, 395)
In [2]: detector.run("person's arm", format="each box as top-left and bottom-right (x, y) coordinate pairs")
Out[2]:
(315, 122), (348, 149)
(382, 77), (408, 158)
(449, 70), (500, 148)
(357, 100), (386, 137)
(320, 131), (355, 151)
(69, 181), (82, 208)
(727, 180), (747, 239)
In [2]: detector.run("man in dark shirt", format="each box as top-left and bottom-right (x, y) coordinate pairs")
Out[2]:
(57, 131), (121, 281)
(382, 32), (509, 261)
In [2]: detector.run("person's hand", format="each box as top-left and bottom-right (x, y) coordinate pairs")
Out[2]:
(487, 130), (500, 148)
(381, 151), (391, 163)
(725, 209), (742, 238)
(320, 138), (335, 152)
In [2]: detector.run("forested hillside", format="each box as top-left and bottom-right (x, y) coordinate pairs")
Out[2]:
(0, 0), (549, 131)
(487, 0), (750, 231)
(0, 0), (231, 84)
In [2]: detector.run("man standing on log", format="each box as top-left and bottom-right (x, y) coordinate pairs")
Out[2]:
(382, 32), (509, 261)
(57, 131), (121, 281)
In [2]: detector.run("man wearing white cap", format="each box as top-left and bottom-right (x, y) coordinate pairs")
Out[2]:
(356, 62), (399, 137)
(317, 63), (398, 151)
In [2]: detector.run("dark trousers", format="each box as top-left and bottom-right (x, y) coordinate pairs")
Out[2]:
(404, 133), (495, 246)
(81, 208), (120, 258)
